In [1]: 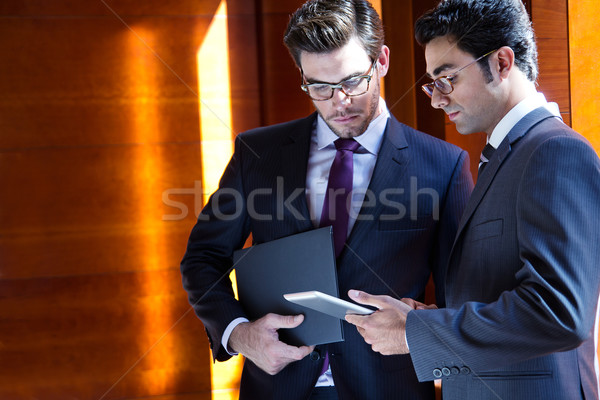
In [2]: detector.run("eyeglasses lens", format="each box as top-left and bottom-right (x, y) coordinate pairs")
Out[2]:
(435, 78), (452, 94)
(422, 77), (453, 98)
(306, 77), (369, 100)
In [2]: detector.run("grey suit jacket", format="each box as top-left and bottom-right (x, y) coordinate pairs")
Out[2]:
(181, 112), (473, 399)
(407, 108), (600, 399)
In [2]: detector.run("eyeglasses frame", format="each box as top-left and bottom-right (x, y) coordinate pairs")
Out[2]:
(300, 58), (378, 101)
(421, 49), (498, 98)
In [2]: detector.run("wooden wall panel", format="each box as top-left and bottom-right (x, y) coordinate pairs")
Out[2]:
(568, 0), (600, 153)
(227, 1), (263, 136)
(0, 270), (209, 399)
(531, 0), (571, 123)
(0, 18), (201, 150)
(568, 0), (600, 367)
(0, 1), (223, 16)
(411, 0), (447, 143)
(0, 144), (200, 279)
(259, 0), (317, 126)
(444, 121), (487, 180)
(0, 1), (229, 398)
(381, 0), (418, 129)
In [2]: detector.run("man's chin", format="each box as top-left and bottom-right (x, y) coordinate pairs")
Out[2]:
(333, 128), (362, 139)
(455, 123), (477, 136)
(327, 121), (366, 138)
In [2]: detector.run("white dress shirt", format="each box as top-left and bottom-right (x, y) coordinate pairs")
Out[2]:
(487, 92), (562, 150)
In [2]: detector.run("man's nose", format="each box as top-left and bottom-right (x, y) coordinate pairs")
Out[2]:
(331, 88), (351, 108)
(430, 88), (448, 109)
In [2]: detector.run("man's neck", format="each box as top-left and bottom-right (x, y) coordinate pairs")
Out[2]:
(486, 77), (537, 139)
(504, 77), (537, 117)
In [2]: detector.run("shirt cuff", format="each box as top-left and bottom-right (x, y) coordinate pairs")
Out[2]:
(222, 317), (250, 356)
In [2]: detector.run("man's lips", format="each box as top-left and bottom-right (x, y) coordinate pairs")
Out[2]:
(447, 111), (459, 121)
(332, 115), (359, 124)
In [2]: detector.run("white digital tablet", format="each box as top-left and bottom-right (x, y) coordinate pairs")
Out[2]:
(284, 290), (374, 320)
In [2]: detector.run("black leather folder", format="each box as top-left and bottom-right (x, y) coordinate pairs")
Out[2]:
(233, 226), (344, 346)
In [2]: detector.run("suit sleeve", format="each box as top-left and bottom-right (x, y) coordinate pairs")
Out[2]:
(406, 135), (600, 381)
(430, 150), (474, 306)
(180, 134), (251, 362)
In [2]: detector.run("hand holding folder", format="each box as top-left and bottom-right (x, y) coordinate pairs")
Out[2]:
(233, 227), (344, 347)
(227, 313), (315, 376)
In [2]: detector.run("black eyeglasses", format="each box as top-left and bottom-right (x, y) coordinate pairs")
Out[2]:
(421, 49), (497, 98)
(301, 59), (378, 101)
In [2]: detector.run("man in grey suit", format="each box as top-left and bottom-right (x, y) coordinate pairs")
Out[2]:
(347, 0), (600, 399)
(180, 0), (473, 398)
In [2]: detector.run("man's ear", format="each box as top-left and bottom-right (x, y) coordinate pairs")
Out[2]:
(495, 46), (515, 79)
(377, 45), (391, 78)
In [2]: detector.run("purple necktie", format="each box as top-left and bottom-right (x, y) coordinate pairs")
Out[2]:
(320, 138), (360, 258)
(318, 138), (359, 376)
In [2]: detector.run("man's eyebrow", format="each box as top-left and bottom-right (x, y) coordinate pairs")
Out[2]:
(428, 63), (456, 78)
(304, 70), (365, 85)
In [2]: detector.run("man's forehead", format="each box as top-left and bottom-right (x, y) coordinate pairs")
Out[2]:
(299, 37), (371, 76)
(424, 38), (464, 77)
(300, 53), (371, 83)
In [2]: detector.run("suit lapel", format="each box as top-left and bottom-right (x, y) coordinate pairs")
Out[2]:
(451, 107), (558, 251)
(280, 114), (315, 231)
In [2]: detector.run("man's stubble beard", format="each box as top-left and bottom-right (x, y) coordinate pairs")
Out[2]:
(320, 83), (380, 139)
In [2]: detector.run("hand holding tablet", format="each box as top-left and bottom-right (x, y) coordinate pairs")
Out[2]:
(284, 290), (375, 320)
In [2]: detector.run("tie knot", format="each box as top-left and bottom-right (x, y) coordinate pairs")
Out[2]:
(334, 138), (360, 152)
(480, 143), (495, 163)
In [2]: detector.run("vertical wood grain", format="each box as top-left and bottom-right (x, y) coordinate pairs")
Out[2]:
(258, 0), (313, 126)
(0, 1), (227, 398)
(567, 0), (600, 372)
(531, 0), (571, 124)
(381, 0), (418, 129)
(568, 0), (600, 153)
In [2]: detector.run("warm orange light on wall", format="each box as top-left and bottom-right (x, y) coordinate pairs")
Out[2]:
(198, 1), (235, 205)
(569, 1), (600, 389)
(569, 1), (600, 155)
(197, 1), (244, 399)
(127, 25), (175, 394)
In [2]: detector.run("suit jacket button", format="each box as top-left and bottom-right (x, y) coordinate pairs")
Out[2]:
(460, 366), (471, 375)
(433, 368), (443, 378)
(451, 367), (460, 375)
(442, 367), (451, 376)
(309, 350), (321, 362)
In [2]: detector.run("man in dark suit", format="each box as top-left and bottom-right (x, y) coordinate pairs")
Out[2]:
(347, 1), (600, 399)
(180, 0), (473, 398)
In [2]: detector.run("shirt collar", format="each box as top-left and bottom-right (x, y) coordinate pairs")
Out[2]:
(316, 98), (389, 155)
(488, 92), (561, 149)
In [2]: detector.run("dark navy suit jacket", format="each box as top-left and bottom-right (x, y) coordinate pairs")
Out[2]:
(181, 112), (473, 399)
(407, 108), (600, 399)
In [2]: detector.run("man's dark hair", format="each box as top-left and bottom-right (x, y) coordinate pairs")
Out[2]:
(415, 0), (538, 82)
(284, 0), (384, 68)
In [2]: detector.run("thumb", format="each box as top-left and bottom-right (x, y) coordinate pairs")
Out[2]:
(271, 314), (305, 329)
(348, 289), (386, 309)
